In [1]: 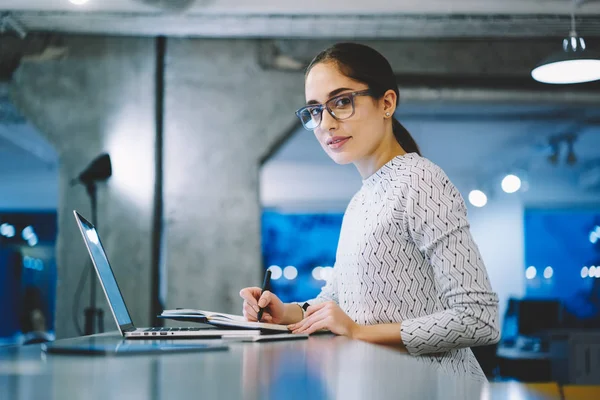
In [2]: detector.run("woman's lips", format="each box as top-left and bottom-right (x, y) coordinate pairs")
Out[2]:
(327, 136), (351, 149)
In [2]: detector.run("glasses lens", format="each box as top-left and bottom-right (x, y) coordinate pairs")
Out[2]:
(327, 95), (354, 120)
(298, 106), (321, 130)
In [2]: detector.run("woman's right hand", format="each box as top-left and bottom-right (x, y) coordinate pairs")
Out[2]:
(239, 287), (286, 324)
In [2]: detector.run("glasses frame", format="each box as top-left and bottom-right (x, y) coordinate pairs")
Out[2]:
(295, 89), (372, 131)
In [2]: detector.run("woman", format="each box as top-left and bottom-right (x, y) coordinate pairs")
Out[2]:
(240, 42), (500, 380)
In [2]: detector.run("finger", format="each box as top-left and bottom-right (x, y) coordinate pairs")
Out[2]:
(258, 312), (269, 323)
(239, 288), (262, 312)
(243, 307), (257, 322)
(240, 287), (262, 301)
(292, 309), (327, 333)
(258, 312), (273, 323)
(304, 302), (330, 318)
(244, 302), (258, 321)
(292, 313), (332, 334)
(288, 312), (313, 331)
(299, 318), (329, 335)
(261, 314), (273, 323)
(289, 308), (327, 332)
(243, 310), (257, 322)
(257, 291), (273, 308)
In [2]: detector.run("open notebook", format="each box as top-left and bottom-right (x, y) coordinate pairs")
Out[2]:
(159, 309), (290, 332)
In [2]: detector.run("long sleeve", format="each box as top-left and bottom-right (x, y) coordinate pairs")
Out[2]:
(296, 264), (339, 308)
(399, 168), (500, 355)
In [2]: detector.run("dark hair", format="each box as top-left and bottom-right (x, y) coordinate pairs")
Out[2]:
(306, 42), (421, 156)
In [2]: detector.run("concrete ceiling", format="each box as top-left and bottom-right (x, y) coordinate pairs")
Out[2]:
(3, 0), (600, 38)
(2, 0), (600, 14)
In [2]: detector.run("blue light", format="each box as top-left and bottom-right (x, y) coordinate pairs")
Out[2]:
(590, 226), (600, 244)
(22, 226), (35, 241)
(23, 256), (44, 271)
(581, 266), (589, 278)
(0, 223), (15, 238)
(27, 235), (38, 247)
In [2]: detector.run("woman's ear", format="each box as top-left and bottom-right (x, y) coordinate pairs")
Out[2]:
(382, 89), (397, 117)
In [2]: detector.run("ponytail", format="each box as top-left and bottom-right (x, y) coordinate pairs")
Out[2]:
(392, 118), (421, 156)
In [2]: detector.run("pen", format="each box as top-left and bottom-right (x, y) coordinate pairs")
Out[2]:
(257, 269), (272, 321)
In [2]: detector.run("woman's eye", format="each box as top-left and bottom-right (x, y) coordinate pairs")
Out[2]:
(310, 107), (321, 116)
(334, 97), (351, 107)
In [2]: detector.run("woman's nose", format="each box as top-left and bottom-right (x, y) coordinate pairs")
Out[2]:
(320, 109), (338, 132)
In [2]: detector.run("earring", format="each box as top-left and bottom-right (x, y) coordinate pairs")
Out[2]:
(385, 112), (390, 117)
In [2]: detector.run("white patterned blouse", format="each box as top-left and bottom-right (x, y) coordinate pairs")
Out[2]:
(302, 152), (500, 381)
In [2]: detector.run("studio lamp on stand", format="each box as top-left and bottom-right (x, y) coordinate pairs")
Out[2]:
(71, 153), (112, 335)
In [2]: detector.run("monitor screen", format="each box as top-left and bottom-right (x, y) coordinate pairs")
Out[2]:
(75, 212), (133, 329)
(518, 299), (562, 336)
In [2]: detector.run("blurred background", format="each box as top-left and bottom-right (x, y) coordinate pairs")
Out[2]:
(0, 0), (599, 383)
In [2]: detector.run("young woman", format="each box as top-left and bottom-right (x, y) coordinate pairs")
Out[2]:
(240, 43), (499, 381)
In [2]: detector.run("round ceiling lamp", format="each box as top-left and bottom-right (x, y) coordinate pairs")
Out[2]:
(531, 1), (600, 84)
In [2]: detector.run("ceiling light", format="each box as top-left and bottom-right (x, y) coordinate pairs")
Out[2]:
(283, 266), (298, 280)
(468, 190), (488, 208)
(69, 0), (90, 5)
(501, 174), (522, 194)
(267, 265), (282, 280)
(532, 1), (600, 84)
(312, 266), (323, 281)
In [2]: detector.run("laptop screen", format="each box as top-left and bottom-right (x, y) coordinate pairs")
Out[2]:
(74, 211), (133, 329)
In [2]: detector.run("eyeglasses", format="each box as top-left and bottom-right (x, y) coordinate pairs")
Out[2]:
(295, 89), (372, 131)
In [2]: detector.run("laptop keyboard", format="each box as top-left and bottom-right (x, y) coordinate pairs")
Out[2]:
(144, 327), (209, 332)
(144, 324), (215, 332)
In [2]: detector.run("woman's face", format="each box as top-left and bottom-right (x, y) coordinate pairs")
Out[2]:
(304, 62), (389, 165)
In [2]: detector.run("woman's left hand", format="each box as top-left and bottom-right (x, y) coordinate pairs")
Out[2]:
(287, 301), (359, 337)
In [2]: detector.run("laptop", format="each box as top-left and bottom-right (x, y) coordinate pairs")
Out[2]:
(73, 210), (259, 339)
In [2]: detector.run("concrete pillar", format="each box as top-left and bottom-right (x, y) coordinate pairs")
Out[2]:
(164, 39), (304, 313)
(10, 36), (156, 339)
